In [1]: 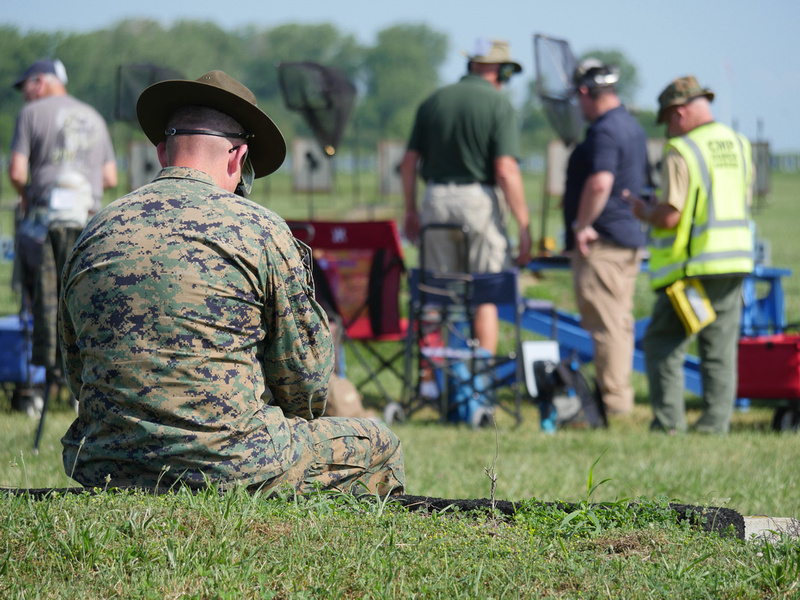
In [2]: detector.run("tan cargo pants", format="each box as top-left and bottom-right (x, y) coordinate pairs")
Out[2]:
(571, 240), (643, 415)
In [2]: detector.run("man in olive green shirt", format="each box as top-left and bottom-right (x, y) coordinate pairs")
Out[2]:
(401, 39), (531, 354)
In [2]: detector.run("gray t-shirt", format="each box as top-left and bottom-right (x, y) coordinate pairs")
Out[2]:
(11, 94), (115, 222)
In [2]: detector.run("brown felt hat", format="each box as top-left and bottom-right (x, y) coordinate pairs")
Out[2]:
(656, 75), (715, 124)
(136, 70), (286, 178)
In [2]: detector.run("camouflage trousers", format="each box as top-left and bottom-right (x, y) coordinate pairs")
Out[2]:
(257, 416), (406, 496)
(32, 225), (83, 373)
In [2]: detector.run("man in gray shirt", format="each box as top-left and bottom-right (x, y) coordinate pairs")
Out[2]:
(9, 58), (117, 404)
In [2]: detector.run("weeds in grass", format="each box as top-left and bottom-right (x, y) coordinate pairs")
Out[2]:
(558, 450), (630, 538)
(512, 451), (678, 550)
(751, 535), (800, 596)
(483, 418), (500, 516)
(67, 436), (85, 483)
(365, 483), (397, 519)
(659, 546), (715, 580)
(2, 480), (796, 598)
(17, 450), (29, 490)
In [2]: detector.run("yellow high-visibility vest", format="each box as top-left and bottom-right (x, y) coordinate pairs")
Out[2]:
(648, 122), (753, 290)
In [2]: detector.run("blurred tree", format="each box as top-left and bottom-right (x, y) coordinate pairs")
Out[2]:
(168, 20), (249, 79)
(243, 23), (363, 98)
(0, 20), (455, 176)
(360, 23), (447, 140)
(241, 23), (364, 143)
(55, 29), (127, 123)
(519, 78), (559, 153)
(0, 26), (64, 148)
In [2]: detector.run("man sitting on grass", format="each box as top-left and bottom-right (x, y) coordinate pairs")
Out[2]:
(59, 71), (405, 495)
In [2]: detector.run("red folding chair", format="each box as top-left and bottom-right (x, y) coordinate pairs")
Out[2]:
(287, 220), (408, 405)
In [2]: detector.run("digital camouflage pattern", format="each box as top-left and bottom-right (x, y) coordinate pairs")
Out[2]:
(60, 166), (404, 494)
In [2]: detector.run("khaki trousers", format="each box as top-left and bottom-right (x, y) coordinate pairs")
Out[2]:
(571, 240), (643, 414)
(420, 182), (509, 273)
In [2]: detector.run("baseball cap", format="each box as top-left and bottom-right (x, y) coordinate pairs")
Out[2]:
(573, 59), (619, 90)
(13, 58), (68, 89)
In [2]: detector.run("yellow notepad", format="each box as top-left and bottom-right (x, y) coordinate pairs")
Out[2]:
(665, 279), (716, 335)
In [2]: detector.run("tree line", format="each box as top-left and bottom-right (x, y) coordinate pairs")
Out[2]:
(0, 19), (661, 161)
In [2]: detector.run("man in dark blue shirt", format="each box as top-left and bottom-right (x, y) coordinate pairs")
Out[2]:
(562, 59), (648, 416)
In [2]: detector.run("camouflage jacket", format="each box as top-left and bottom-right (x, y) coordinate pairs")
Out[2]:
(60, 167), (333, 488)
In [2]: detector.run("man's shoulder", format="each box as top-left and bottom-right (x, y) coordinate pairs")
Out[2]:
(595, 105), (643, 133)
(26, 94), (107, 125)
(64, 94), (108, 123)
(422, 77), (509, 120)
(431, 75), (500, 99)
(588, 107), (646, 153)
(32, 93), (86, 110)
(107, 173), (286, 228)
(687, 120), (740, 141)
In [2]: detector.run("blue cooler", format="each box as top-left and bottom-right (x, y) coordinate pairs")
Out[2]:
(437, 350), (495, 424)
(0, 314), (47, 385)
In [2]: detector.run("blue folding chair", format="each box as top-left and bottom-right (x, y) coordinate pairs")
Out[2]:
(393, 223), (524, 428)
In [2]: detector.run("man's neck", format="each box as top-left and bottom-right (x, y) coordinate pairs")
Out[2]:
(468, 63), (501, 90)
(41, 81), (68, 98)
(592, 94), (621, 121)
(686, 113), (715, 133)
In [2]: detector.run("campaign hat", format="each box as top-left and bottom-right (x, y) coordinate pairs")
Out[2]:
(136, 70), (286, 178)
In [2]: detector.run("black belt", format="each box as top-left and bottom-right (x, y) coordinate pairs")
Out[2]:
(428, 179), (492, 185)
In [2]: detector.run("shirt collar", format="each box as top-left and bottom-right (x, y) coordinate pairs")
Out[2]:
(154, 166), (219, 187)
(460, 72), (494, 88)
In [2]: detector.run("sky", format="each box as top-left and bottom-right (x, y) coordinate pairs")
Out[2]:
(7, 0), (800, 151)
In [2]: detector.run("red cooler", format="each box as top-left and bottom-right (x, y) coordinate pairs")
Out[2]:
(737, 334), (800, 399)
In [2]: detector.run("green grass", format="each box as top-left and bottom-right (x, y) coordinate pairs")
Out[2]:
(2, 427), (799, 598)
(4, 400), (798, 518)
(5, 483), (799, 599)
(1, 171), (799, 598)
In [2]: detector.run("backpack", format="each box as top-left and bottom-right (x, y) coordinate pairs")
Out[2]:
(533, 356), (607, 429)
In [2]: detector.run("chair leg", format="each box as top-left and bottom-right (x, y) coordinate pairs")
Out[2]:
(32, 379), (55, 454)
(346, 339), (404, 406)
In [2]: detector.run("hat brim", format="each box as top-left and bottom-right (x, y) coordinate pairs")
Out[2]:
(136, 79), (286, 178)
(466, 56), (523, 73)
(13, 59), (59, 89)
(13, 73), (29, 89)
(656, 90), (715, 124)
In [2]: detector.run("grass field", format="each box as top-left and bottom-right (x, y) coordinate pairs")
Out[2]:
(1, 169), (799, 598)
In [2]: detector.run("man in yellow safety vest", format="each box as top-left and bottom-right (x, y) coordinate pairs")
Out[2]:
(628, 75), (753, 434)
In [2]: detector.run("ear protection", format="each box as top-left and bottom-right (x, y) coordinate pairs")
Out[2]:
(497, 63), (516, 84)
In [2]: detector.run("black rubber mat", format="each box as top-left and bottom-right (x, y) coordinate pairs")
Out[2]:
(1, 487), (745, 540)
(392, 495), (745, 540)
